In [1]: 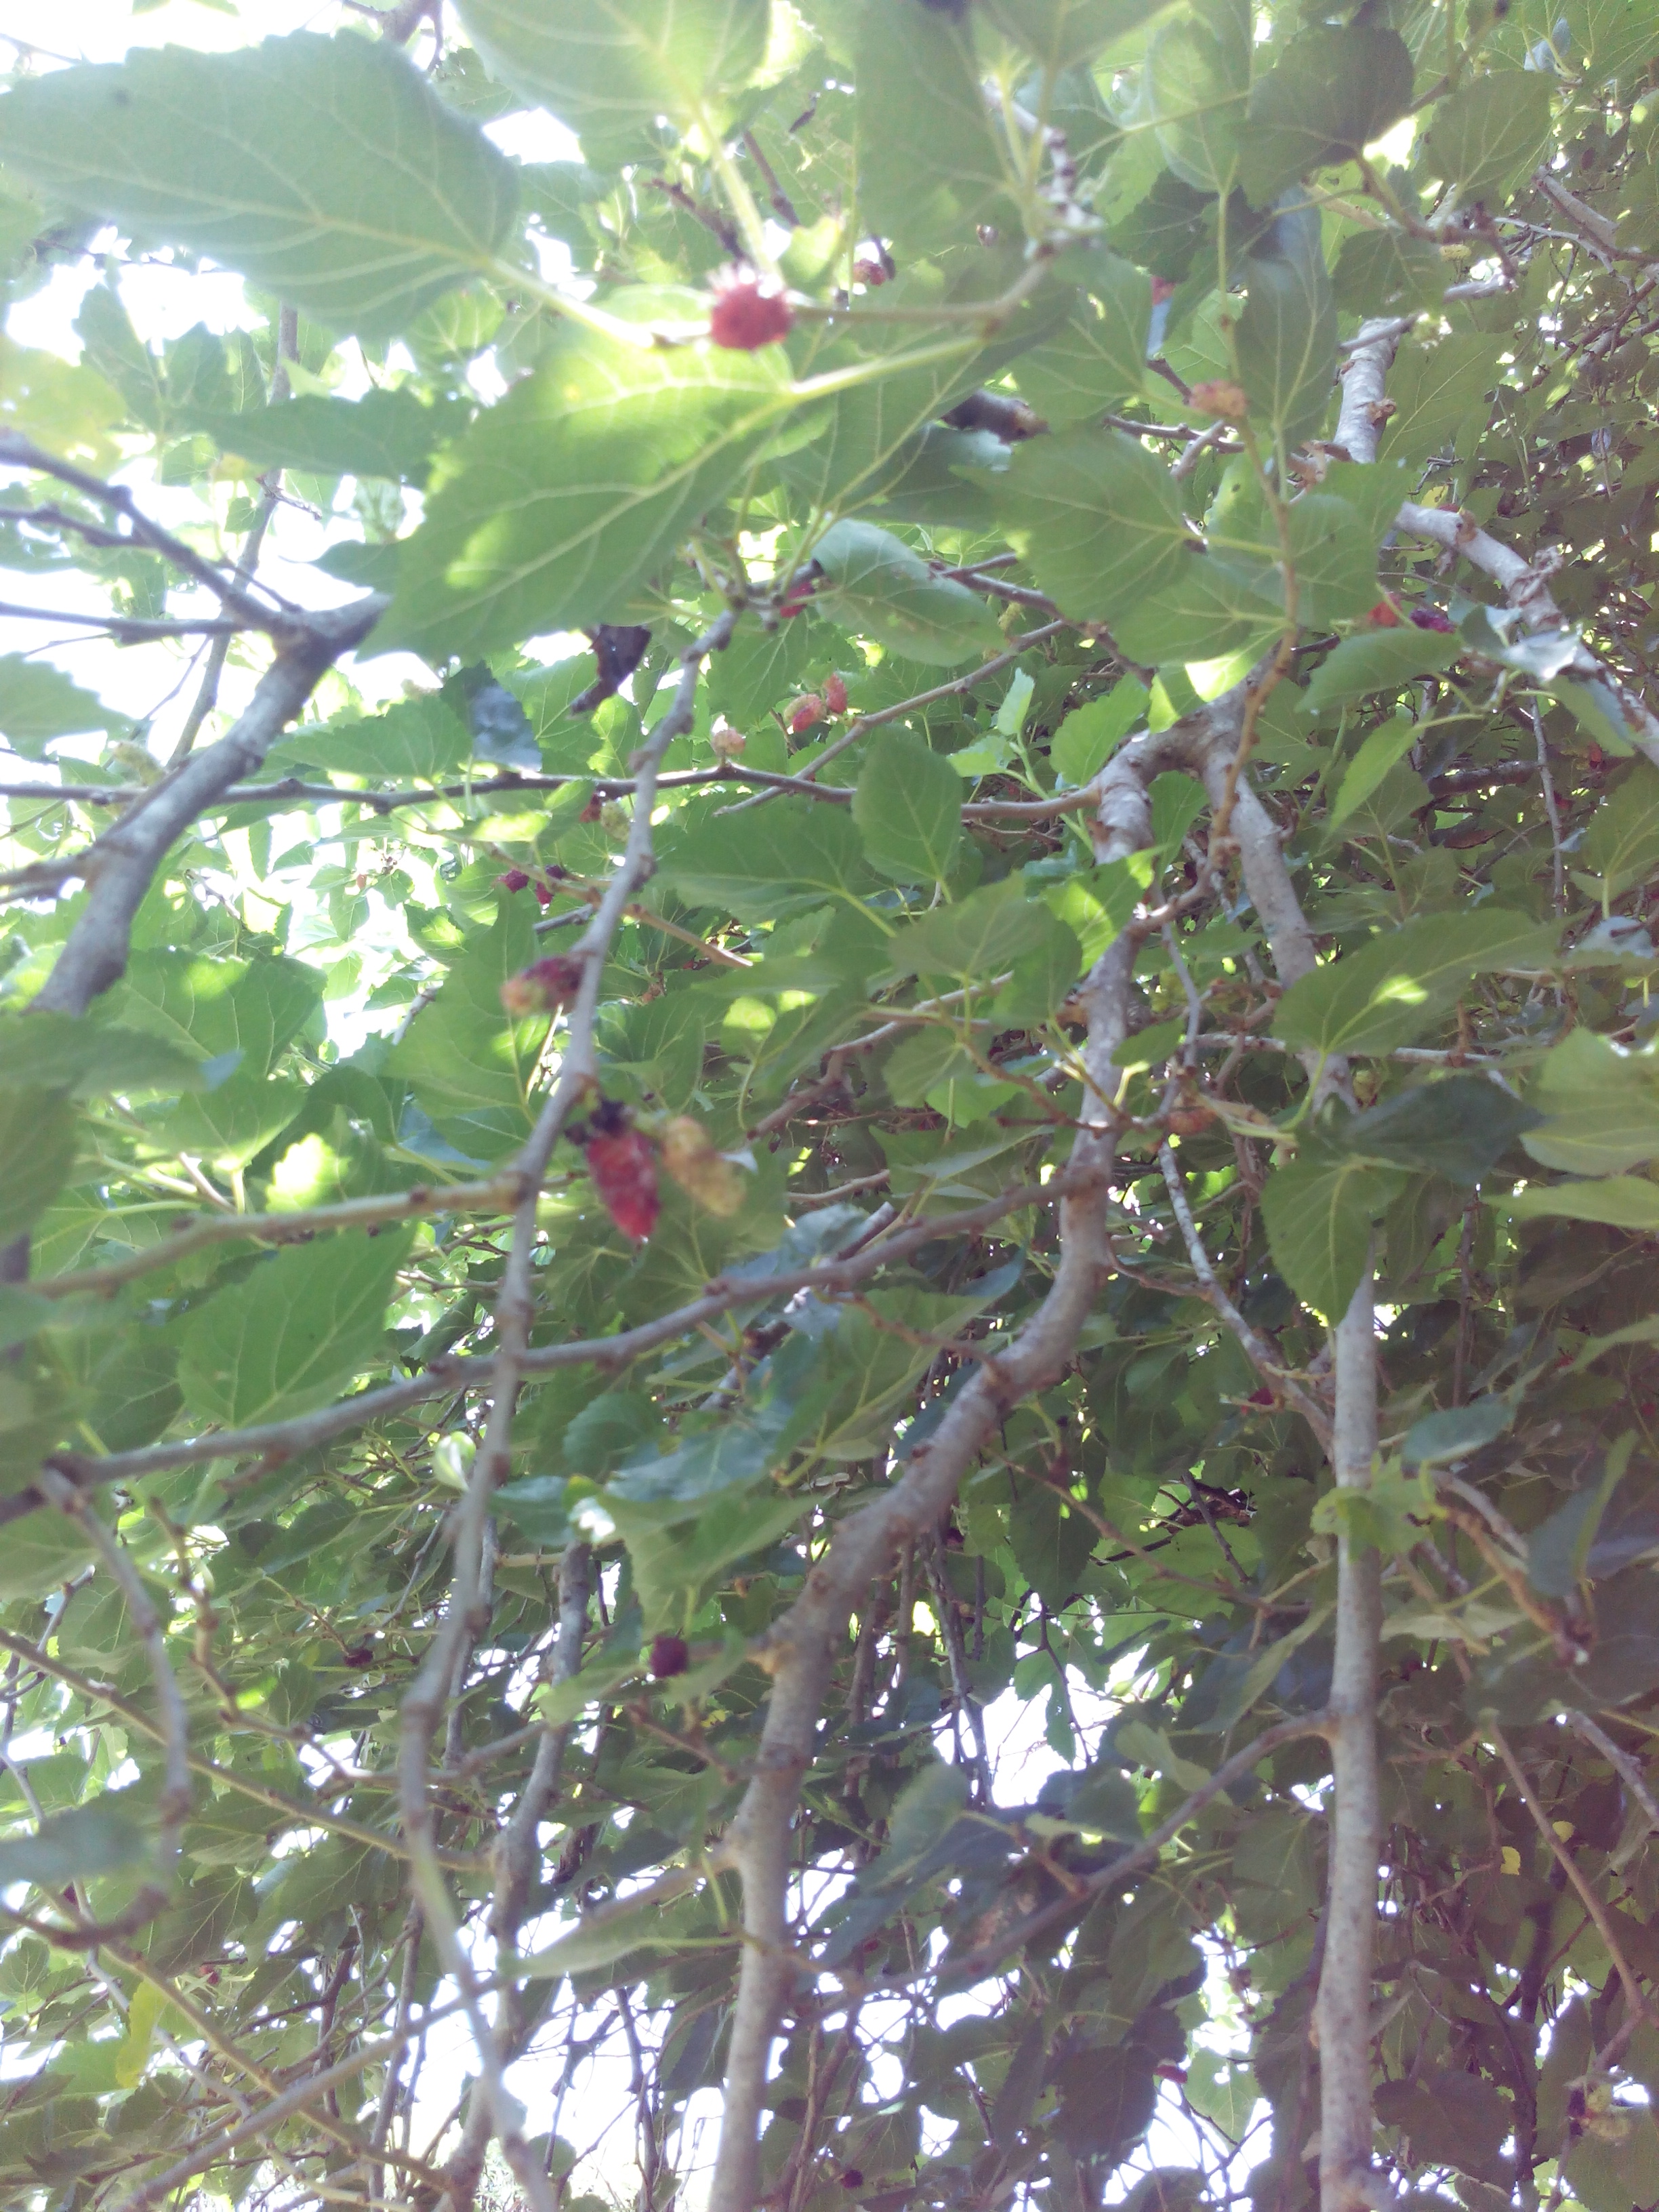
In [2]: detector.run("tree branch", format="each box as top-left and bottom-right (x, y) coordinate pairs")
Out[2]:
(1315, 1263), (1384, 2212)
(0, 430), (302, 631)
(9, 1172), (1100, 1526)
(395, 609), (739, 2212)
(29, 597), (385, 1018)
(30, 1173), (524, 1302)
(707, 934), (1134, 2211)
(26, 1472), (192, 1947)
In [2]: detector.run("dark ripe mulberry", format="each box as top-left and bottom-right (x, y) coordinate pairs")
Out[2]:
(649, 1633), (690, 1679)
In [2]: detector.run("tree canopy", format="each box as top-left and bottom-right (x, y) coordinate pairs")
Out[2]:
(3, 3), (1659, 2210)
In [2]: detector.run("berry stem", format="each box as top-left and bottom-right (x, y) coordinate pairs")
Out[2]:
(697, 108), (785, 287)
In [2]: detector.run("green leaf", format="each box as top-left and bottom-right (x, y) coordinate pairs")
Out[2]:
(0, 1517), (98, 1600)
(193, 389), (470, 485)
(293, 695), (474, 782)
(1338, 1075), (1542, 1184)
(1144, 0), (1251, 195)
(0, 1090), (76, 1246)
(160, 1074), (308, 1173)
(1425, 70), (1554, 207)
(179, 1227), (413, 1429)
(113, 1980), (186, 2091)
(1010, 1483), (1094, 1609)
(1261, 1133), (1402, 1321)
(1328, 714), (1417, 826)
(853, 730), (964, 884)
(707, 613), (817, 727)
(1502, 1176), (1659, 1229)
(1285, 493), (1383, 626)
(1521, 1029), (1659, 1174)
(1400, 1395), (1515, 1470)
(855, 0), (1018, 255)
(1235, 205), (1337, 445)
(1185, 2053), (1261, 2137)
(994, 909), (1084, 1023)
(1014, 252), (1153, 423)
(992, 426), (1193, 623)
(1112, 550), (1281, 665)
(1303, 628), (1458, 713)
(380, 302), (792, 661)
(774, 356), (983, 516)
(812, 521), (1002, 668)
(106, 952), (321, 1080)
(887, 878), (1056, 983)
(1150, 771), (1208, 855)
(878, 1760), (970, 1881)
(1583, 762), (1659, 899)
(1273, 910), (1560, 1058)
(455, 0), (769, 157)
(608, 1485), (806, 1629)
(0, 33), (517, 340)
(1195, 1603), (1333, 1731)
(1332, 230), (1450, 317)
(981, 0), (1169, 68)
(1051, 678), (1150, 784)
(516, 1887), (690, 1983)
(661, 801), (876, 923)
(1379, 331), (1496, 467)
(0, 1015), (202, 1099)
(1239, 28), (1414, 203)
(385, 905), (550, 1157)
(870, 422), (1008, 530)
(1373, 2072), (1513, 2187)
(0, 653), (127, 760)
(1567, 2111), (1659, 2212)
(1551, 675), (1641, 759)
(74, 284), (169, 436)
(0, 1794), (150, 1889)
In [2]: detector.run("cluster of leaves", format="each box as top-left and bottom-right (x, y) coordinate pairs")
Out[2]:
(3, 1), (1659, 2210)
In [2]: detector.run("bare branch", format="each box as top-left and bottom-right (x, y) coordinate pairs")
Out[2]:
(1564, 1709), (1659, 1837)
(1315, 1264), (1384, 2212)
(30, 1173), (525, 1302)
(9, 1171), (1100, 1525)
(0, 598), (248, 641)
(1492, 1723), (1659, 2031)
(396, 609), (739, 2212)
(27, 1472), (192, 1946)
(884, 1715), (1328, 1990)
(0, 1626), (476, 1869)
(29, 596), (386, 1017)
(707, 924), (1133, 2207)
(0, 430), (302, 630)
(1158, 1141), (1332, 1448)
